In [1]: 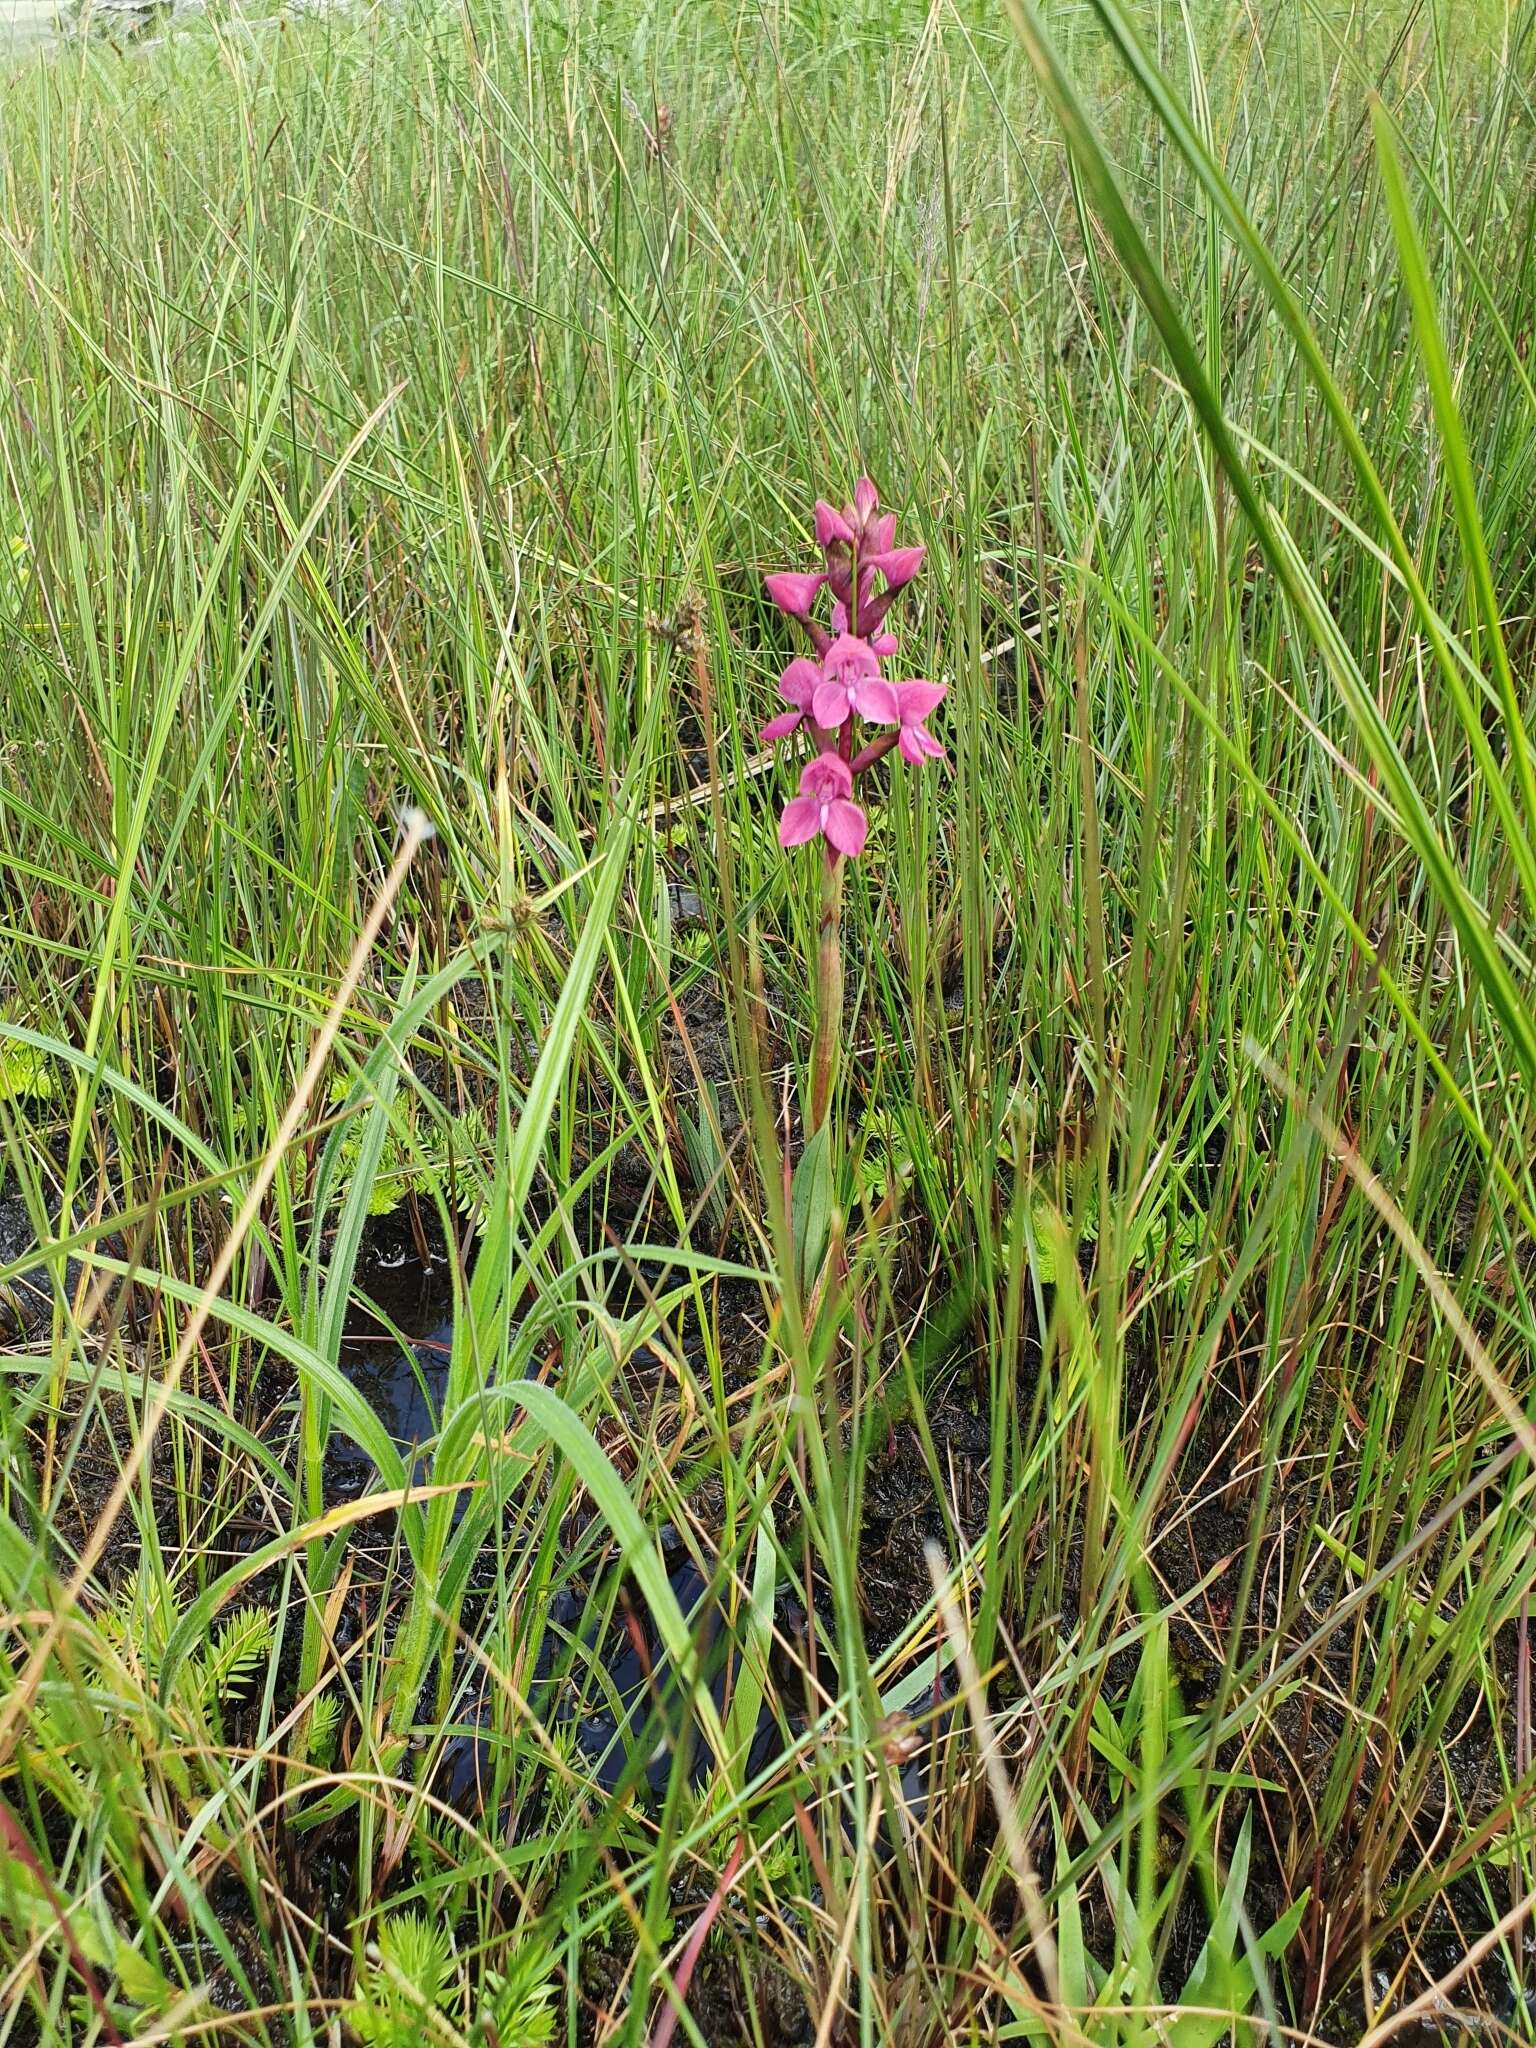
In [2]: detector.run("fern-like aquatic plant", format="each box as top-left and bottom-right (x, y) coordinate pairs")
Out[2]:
(349, 1913), (555, 2047)
(350, 1914), (455, 2046)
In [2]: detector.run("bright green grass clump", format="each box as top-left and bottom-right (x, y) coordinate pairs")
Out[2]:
(1, 1), (1534, 2043)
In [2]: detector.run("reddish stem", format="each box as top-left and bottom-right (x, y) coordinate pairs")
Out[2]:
(0, 1799), (126, 2047)
(850, 730), (900, 777)
(648, 1837), (746, 2048)
(809, 850), (844, 1134)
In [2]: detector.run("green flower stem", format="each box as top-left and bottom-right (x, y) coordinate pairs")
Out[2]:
(809, 848), (845, 1135)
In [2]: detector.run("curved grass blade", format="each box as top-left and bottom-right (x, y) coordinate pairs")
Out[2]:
(1001, 0), (1536, 1087)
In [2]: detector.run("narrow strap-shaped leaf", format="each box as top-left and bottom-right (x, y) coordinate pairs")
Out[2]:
(511, 1378), (729, 1777)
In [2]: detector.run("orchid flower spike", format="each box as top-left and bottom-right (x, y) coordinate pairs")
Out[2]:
(779, 753), (868, 859)
(760, 478), (941, 815)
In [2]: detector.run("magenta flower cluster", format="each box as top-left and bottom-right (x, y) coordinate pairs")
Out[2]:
(762, 478), (945, 859)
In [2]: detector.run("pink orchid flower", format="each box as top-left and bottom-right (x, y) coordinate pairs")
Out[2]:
(812, 633), (898, 730)
(866, 544), (926, 592)
(779, 753), (868, 858)
(759, 657), (821, 744)
(894, 680), (948, 763)
(764, 569), (826, 620)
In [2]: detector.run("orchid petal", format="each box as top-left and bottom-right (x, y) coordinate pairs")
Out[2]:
(815, 499), (855, 546)
(871, 630), (899, 657)
(760, 710), (804, 743)
(897, 728), (926, 766)
(823, 632), (878, 678)
(780, 657), (822, 706)
(852, 676), (899, 724)
(801, 753), (853, 800)
(812, 679), (852, 728)
(852, 478), (879, 527)
(869, 513), (897, 555)
(895, 680), (947, 720)
(823, 798), (868, 858)
(778, 795), (821, 847)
